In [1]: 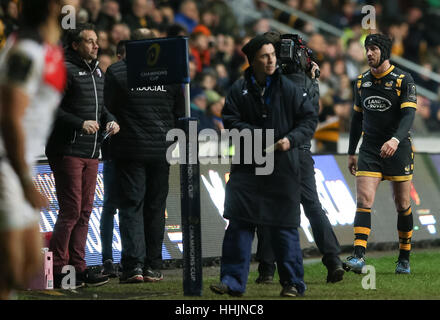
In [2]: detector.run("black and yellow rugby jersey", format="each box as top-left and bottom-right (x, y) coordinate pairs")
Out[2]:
(353, 65), (417, 141)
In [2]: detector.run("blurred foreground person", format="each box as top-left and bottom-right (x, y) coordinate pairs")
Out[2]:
(0, 0), (66, 299)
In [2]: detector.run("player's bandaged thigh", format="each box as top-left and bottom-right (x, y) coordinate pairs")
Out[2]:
(0, 161), (40, 231)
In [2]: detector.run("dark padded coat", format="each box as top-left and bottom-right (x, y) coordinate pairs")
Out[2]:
(103, 59), (185, 162)
(46, 48), (115, 159)
(222, 67), (318, 228)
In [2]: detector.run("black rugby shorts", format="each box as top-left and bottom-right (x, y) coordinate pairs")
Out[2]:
(356, 137), (414, 181)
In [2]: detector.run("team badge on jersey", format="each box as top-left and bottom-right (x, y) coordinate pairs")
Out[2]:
(407, 83), (417, 102)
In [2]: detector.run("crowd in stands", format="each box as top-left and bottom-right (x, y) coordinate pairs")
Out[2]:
(1, 0), (440, 152)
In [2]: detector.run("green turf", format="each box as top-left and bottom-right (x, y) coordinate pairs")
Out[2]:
(17, 249), (440, 300)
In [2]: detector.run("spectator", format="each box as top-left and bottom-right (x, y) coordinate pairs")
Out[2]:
(109, 22), (130, 51)
(174, 0), (200, 33)
(102, 0), (122, 25)
(190, 86), (216, 130)
(403, 5), (425, 63)
(158, 3), (175, 26)
(1, 0), (19, 37)
(98, 52), (113, 73)
(166, 23), (188, 37)
(213, 62), (230, 93)
(252, 17), (271, 35)
(205, 0), (239, 36)
(84, 0), (114, 31)
(104, 29), (184, 284)
(189, 31), (211, 73)
(205, 89), (225, 131)
(387, 18), (409, 57)
(0, 16), (5, 49)
(307, 33), (327, 64)
(97, 29), (111, 54)
(198, 68), (218, 91)
(418, 95), (440, 131)
(123, 0), (155, 30)
(45, 23), (120, 289)
(345, 38), (367, 83)
(188, 58), (198, 82)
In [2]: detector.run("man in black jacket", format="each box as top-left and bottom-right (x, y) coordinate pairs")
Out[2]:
(254, 32), (344, 285)
(104, 29), (185, 283)
(210, 35), (318, 297)
(46, 23), (119, 288)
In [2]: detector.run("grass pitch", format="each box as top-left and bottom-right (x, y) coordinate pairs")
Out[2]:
(17, 248), (440, 300)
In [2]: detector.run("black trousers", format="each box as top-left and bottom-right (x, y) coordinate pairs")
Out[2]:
(256, 149), (341, 275)
(115, 159), (170, 271)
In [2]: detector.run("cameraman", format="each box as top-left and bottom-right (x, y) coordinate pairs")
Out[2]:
(254, 31), (344, 284)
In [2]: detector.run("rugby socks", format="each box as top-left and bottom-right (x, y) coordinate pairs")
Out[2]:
(397, 206), (413, 261)
(353, 207), (371, 258)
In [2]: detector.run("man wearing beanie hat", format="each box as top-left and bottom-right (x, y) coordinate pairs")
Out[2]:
(253, 31), (345, 285)
(210, 35), (318, 297)
(344, 33), (418, 275)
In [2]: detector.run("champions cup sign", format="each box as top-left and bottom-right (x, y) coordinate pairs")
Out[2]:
(126, 37), (190, 86)
(126, 37), (202, 296)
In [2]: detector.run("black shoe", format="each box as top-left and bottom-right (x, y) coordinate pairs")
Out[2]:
(102, 259), (119, 278)
(326, 262), (345, 283)
(53, 273), (85, 290)
(78, 266), (110, 287)
(143, 268), (164, 282)
(210, 282), (243, 297)
(255, 274), (274, 284)
(323, 256), (345, 283)
(280, 285), (304, 297)
(119, 267), (144, 284)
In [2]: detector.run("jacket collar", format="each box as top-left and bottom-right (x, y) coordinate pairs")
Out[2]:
(65, 47), (99, 72)
(244, 66), (281, 96)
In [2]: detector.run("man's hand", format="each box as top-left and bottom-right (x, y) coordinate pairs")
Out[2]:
(380, 138), (399, 158)
(83, 120), (100, 134)
(106, 121), (120, 136)
(310, 61), (320, 79)
(348, 155), (357, 176)
(274, 137), (291, 151)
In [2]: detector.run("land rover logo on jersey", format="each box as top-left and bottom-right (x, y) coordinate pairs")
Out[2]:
(362, 81), (372, 87)
(363, 96), (392, 112)
(146, 43), (160, 66)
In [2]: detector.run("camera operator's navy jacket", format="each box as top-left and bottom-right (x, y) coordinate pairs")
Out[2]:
(222, 67), (317, 228)
(46, 48), (116, 159)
